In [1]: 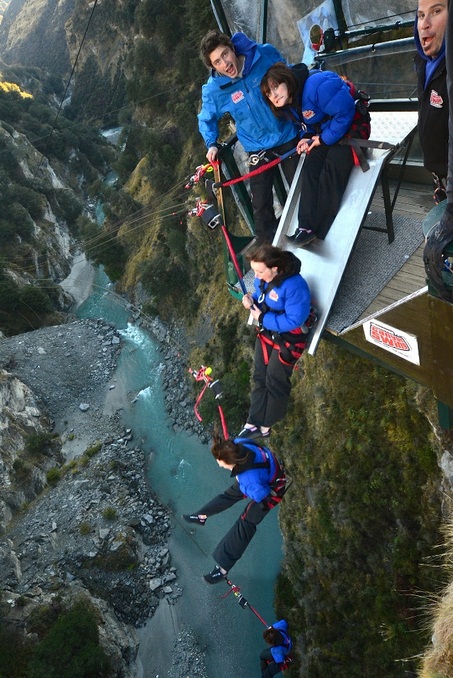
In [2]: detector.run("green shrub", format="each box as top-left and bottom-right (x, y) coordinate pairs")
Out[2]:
(102, 506), (117, 521)
(25, 433), (53, 455)
(27, 601), (110, 678)
(85, 442), (102, 458)
(46, 468), (61, 485)
(79, 522), (92, 536)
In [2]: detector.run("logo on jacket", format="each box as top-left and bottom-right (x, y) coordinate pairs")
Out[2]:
(269, 289), (279, 301)
(430, 89), (444, 109)
(231, 90), (244, 104)
(302, 109), (315, 119)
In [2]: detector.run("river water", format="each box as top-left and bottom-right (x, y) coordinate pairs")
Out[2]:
(75, 267), (284, 677)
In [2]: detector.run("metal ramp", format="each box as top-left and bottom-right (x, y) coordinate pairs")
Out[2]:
(274, 110), (418, 355)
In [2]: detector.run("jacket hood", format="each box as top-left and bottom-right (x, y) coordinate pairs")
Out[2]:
(232, 32), (259, 76)
(290, 62), (310, 93)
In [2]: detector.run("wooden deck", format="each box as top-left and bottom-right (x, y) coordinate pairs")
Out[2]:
(357, 180), (433, 320)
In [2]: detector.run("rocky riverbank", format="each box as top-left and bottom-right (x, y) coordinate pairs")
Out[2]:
(0, 315), (209, 677)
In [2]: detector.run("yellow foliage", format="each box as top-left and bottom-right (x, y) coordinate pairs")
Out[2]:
(0, 80), (33, 98)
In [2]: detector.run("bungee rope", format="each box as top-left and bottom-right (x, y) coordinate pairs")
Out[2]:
(221, 578), (294, 671)
(189, 365), (229, 439)
(222, 578), (269, 626)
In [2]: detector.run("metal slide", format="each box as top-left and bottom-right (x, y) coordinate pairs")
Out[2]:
(274, 110), (418, 355)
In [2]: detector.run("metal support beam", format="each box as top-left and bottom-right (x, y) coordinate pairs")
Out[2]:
(210, 0), (231, 36)
(259, 0), (269, 44)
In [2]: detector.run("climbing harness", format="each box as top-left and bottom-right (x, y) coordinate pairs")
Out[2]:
(212, 146), (298, 189)
(222, 578), (294, 671)
(184, 162), (214, 189)
(189, 365), (229, 439)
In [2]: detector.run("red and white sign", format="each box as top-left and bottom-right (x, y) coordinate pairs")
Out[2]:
(363, 319), (420, 365)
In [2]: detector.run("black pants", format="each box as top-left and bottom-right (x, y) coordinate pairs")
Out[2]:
(196, 481), (270, 572)
(248, 337), (295, 428)
(250, 137), (300, 243)
(298, 143), (354, 239)
(260, 648), (282, 677)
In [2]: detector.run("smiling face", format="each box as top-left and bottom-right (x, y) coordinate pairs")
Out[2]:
(265, 80), (290, 108)
(251, 260), (279, 283)
(417, 0), (448, 58)
(209, 45), (241, 78)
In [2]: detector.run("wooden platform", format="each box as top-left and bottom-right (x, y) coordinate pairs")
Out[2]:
(356, 180), (433, 321)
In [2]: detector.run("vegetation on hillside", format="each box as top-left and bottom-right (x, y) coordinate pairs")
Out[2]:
(269, 342), (442, 676)
(0, 598), (110, 677)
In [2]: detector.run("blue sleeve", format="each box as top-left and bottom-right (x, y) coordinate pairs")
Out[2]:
(197, 83), (220, 149)
(262, 277), (311, 333)
(317, 77), (355, 145)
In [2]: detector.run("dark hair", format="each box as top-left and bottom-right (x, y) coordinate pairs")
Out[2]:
(200, 30), (235, 69)
(260, 63), (298, 116)
(246, 243), (299, 285)
(263, 627), (284, 646)
(211, 434), (248, 466)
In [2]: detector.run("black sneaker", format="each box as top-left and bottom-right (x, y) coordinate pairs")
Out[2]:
(285, 227), (307, 242)
(203, 565), (227, 584)
(293, 228), (316, 247)
(183, 514), (206, 526)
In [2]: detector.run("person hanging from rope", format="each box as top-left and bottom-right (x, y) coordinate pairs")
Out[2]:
(260, 619), (293, 678)
(198, 30), (300, 245)
(183, 433), (287, 584)
(260, 62), (364, 246)
(238, 243), (311, 440)
(414, 0), (449, 204)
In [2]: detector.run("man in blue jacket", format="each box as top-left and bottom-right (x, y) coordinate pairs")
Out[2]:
(198, 30), (300, 243)
(183, 434), (287, 583)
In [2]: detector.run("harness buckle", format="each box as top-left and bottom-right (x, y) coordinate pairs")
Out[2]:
(249, 151), (268, 166)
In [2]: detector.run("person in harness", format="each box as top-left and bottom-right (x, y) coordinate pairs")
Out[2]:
(260, 62), (369, 246)
(238, 243), (311, 440)
(198, 30), (300, 244)
(260, 619), (293, 677)
(183, 434), (287, 584)
(414, 0), (448, 204)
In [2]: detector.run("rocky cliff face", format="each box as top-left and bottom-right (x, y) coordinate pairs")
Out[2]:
(0, 0), (74, 74)
(0, 369), (51, 531)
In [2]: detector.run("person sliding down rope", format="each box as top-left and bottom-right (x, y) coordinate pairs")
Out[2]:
(260, 619), (293, 677)
(183, 434), (287, 583)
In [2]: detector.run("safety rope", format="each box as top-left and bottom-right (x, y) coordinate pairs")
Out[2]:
(212, 146), (297, 189)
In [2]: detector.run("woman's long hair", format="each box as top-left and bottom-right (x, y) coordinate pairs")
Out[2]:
(260, 62), (298, 116)
(211, 434), (248, 467)
(246, 243), (300, 285)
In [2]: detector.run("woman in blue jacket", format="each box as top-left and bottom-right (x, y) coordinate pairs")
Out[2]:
(183, 434), (287, 584)
(260, 619), (293, 677)
(260, 62), (356, 246)
(239, 243), (311, 440)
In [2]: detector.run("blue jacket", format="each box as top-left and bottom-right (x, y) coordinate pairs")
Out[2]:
(232, 439), (279, 503)
(198, 33), (298, 152)
(269, 619), (292, 664)
(288, 68), (355, 146)
(252, 273), (311, 333)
